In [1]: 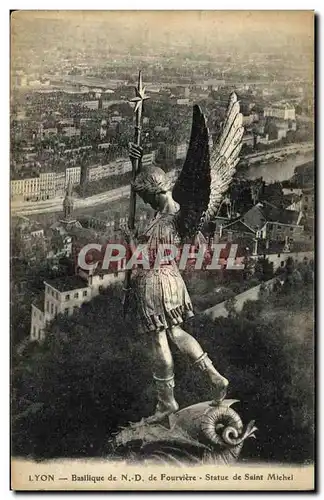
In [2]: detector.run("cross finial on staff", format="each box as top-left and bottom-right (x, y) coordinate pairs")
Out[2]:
(130, 71), (150, 113)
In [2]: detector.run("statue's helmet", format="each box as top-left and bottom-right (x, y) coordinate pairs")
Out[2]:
(132, 167), (172, 196)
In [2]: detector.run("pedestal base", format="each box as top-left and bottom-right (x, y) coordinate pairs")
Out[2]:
(111, 400), (257, 465)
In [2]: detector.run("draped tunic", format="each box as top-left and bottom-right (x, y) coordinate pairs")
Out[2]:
(131, 211), (194, 332)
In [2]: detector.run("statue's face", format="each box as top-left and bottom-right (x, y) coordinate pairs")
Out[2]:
(139, 191), (160, 210)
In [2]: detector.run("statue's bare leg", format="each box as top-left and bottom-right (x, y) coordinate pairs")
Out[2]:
(143, 329), (179, 424)
(168, 325), (228, 403)
(151, 329), (174, 379)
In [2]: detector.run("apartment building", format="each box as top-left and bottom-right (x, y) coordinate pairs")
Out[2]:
(30, 275), (92, 342)
(65, 166), (81, 186)
(30, 266), (125, 342)
(39, 171), (56, 200)
(264, 104), (296, 121)
(11, 177), (40, 201)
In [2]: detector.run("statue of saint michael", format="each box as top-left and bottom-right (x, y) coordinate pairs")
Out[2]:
(124, 93), (244, 425)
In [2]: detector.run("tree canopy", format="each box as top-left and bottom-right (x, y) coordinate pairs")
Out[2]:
(12, 271), (314, 464)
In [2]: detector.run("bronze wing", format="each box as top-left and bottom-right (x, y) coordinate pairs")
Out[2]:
(172, 104), (211, 240)
(172, 92), (244, 240)
(204, 92), (244, 223)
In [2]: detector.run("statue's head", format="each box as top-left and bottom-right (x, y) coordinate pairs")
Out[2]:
(132, 167), (172, 210)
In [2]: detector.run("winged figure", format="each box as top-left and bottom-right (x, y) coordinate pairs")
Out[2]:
(127, 93), (244, 425)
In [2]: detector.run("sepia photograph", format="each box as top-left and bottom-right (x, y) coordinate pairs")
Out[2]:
(10, 9), (315, 491)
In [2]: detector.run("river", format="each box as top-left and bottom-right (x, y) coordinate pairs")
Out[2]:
(244, 150), (314, 183)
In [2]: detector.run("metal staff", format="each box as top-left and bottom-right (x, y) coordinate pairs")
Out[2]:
(123, 71), (149, 315)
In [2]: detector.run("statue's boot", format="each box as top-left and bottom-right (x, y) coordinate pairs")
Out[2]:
(144, 375), (179, 425)
(194, 353), (229, 405)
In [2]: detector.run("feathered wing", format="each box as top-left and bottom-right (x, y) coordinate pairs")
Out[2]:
(172, 93), (244, 240)
(204, 92), (244, 222)
(172, 105), (211, 240)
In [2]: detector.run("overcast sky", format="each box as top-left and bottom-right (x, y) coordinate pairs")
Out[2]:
(11, 11), (314, 62)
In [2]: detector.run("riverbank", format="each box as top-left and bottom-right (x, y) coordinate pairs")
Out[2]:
(245, 150), (314, 183)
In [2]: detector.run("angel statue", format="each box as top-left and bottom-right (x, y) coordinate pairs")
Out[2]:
(125, 93), (244, 426)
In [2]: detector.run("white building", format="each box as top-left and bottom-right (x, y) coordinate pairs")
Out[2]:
(11, 171), (62, 202)
(30, 267), (125, 342)
(165, 143), (188, 162)
(87, 157), (134, 182)
(154, 126), (169, 133)
(55, 171), (66, 197)
(176, 144), (188, 160)
(81, 101), (99, 110)
(141, 151), (156, 168)
(30, 275), (92, 342)
(176, 98), (191, 106)
(39, 172), (56, 200)
(264, 104), (296, 121)
(38, 124), (58, 139)
(98, 142), (110, 150)
(119, 159), (132, 174)
(87, 164), (110, 182)
(59, 118), (74, 126)
(201, 79), (225, 90)
(11, 177), (40, 201)
(30, 227), (44, 238)
(250, 250), (314, 272)
(62, 126), (81, 138)
(65, 166), (81, 186)
(283, 188), (303, 196)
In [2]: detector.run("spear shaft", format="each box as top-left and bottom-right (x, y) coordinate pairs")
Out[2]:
(123, 71), (148, 315)
(128, 89), (142, 231)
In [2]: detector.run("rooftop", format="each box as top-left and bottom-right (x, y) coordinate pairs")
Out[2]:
(223, 202), (301, 232)
(42, 123), (57, 130)
(44, 275), (89, 293)
(258, 202), (300, 225)
(255, 240), (285, 255)
(255, 240), (313, 256)
(282, 193), (301, 208)
(265, 102), (295, 110)
(219, 236), (313, 257)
